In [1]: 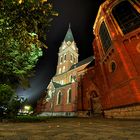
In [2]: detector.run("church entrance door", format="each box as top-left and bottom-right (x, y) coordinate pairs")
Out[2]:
(89, 91), (102, 116)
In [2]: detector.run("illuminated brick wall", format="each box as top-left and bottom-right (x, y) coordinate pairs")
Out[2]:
(93, 0), (140, 110)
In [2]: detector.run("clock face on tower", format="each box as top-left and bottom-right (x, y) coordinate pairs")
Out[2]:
(67, 41), (71, 45)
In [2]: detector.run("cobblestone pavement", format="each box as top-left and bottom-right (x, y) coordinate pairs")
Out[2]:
(0, 118), (140, 140)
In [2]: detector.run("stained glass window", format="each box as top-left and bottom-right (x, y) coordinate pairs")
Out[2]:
(112, 0), (140, 34)
(99, 22), (112, 52)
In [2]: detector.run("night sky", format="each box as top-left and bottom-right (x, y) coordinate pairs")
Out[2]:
(17, 0), (104, 106)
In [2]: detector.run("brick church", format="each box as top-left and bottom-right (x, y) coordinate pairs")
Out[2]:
(36, 25), (95, 117)
(36, 0), (140, 119)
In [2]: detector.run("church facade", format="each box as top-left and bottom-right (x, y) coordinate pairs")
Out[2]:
(36, 0), (140, 119)
(36, 25), (94, 116)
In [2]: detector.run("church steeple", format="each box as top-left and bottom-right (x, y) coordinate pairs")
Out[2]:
(64, 23), (74, 42)
(56, 24), (79, 75)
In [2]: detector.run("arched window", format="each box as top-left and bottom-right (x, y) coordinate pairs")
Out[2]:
(67, 89), (72, 103)
(57, 91), (62, 105)
(64, 54), (66, 61)
(112, 0), (140, 34)
(99, 22), (112, 53)
(111, 61), (116, 73)
(60, 56), (63, 63)
(74, 57), (76, 63)
(70, 54), (73, 61)
(62, 66), (65, 73)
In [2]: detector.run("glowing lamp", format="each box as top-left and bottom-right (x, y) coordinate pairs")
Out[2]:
(24, 106), (30, 111)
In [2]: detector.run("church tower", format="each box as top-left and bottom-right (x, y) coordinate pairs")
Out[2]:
(56, 25), (78, 75)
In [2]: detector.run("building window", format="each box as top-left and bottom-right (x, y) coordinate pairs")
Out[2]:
(72, 75), (76, 82)
(62, 66), (65, 73)
(70, 54), (73, 61)
(64, 54), (66, 61)
(111, 62), (116, 72)
(73, 57), (76, 63)
(59, 68), (61, 74)
(67, 89), (72, 103)
(57, 91), (62, 105)
(99, 22), (112, 53)
(112, 0), (140, 34)
(109, 61), (117, 73)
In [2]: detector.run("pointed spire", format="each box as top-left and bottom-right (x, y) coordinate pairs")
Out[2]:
(64, 23), (74, 42)
(69, 23), (71, 29)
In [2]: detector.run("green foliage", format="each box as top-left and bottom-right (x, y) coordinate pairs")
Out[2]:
(0, 0), (58, 87)
(14, 115), (76, 122)
(0, 84), (28, 119)
(0, 1), (58, 118)
(6, 96), (24, 118)
(0, 34), (43, 87)
(0, 84), (15, 106)
(0, 0), (58, 40)
(0, 84), (15, 118)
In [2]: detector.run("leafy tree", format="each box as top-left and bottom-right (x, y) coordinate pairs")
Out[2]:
(0, 84), (30, 118)
(0, 0), (58, 118)
(6, 96), (27, 118)
(0, 84), (15, 118)
(0, 0), (58, 87)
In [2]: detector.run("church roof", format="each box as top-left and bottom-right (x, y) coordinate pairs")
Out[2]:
(69, 56), (94, 70)
(64, 25), (74, 42)
(52, 82), (62, 88)
(52, 81), (71, 89)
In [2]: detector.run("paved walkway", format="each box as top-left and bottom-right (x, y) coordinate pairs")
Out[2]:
(0, 118), (140, 140)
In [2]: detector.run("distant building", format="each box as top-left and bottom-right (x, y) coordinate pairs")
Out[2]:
(36, 0), (140, 119)
(36, 25), (94, 116)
